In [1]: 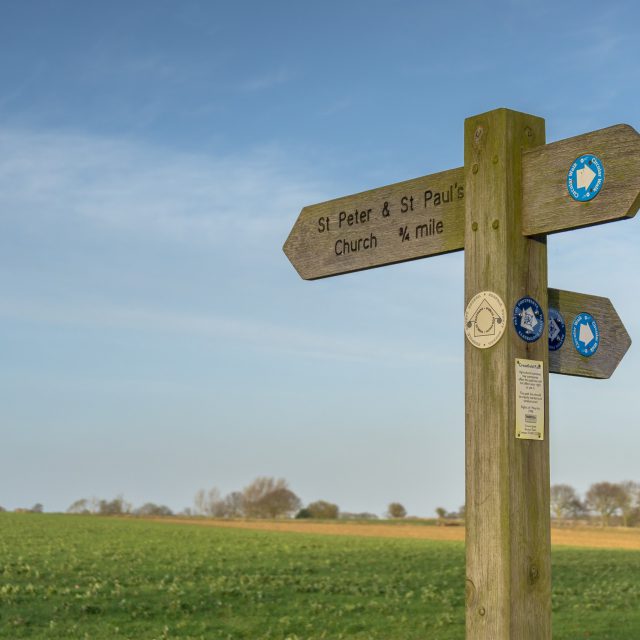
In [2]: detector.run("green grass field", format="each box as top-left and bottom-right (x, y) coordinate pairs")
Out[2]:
(1, 514), (640, 639)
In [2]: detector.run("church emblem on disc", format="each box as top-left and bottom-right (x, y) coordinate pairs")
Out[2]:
(465, 291), (507, 349)
(548, 307), (566, 351)
(513, 296), (545, 343)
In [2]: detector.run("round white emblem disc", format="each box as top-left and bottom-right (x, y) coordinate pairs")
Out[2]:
(464, 290), (507, 349)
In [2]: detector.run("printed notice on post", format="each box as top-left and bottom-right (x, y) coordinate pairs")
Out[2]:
(515, 358), (545, 440)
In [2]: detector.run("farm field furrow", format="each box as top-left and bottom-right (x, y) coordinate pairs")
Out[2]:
(1, 514), (640, 639)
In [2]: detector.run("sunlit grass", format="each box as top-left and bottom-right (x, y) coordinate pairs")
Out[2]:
(1, 514), (639, 639)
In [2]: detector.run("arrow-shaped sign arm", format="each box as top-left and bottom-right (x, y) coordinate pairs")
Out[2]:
(283, 168), (465, 280)
(523, 124), (640, 236)
(549, 287), (631, 379)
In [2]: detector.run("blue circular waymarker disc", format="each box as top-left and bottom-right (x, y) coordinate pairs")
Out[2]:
(513, 297), (544, 342)
(548, 308), (566, 351)
(572, 312), (600, 357)
(567, 154), (605, 202)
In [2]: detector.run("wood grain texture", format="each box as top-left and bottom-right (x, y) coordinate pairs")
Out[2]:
(285, 124), (640, 279)
(548, 288), (631, 379)
(464, 109), (551, 639)
(283, 168), (464, 279)
(522, 124), (640, 236)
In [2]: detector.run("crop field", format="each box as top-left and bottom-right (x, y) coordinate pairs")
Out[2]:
(1, 514), (640, 639)
(163, 517), (640, 550)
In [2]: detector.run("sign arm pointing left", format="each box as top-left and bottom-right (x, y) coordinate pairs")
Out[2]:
(283, 167), (465, 280)
(285, 125), (640, 280)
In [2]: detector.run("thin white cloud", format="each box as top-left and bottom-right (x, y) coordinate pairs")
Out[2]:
(0, 126), (466, 368)
(0, 128), (325, 246)
(0, 296), (460, 367)
(240, 67), (294, 92)
(318, 97), (352, 117)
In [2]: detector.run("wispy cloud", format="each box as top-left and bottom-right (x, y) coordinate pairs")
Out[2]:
(0, 128), (325, 246)
(0, 126), (464, 367)
(318, 98), (352, 117)
(240, 67), (294, 92)
(0, 296), (460, 366)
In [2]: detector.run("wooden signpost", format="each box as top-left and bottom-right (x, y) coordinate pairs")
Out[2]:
(283, 167), (465, 280)
(284, 108), (638, 639)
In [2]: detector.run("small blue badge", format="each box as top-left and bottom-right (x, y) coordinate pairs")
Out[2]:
(572, 312), (600, 357)
(513, 297), (545, 342)
(567, 154), (605, 202)
(548, 308), (566, 351)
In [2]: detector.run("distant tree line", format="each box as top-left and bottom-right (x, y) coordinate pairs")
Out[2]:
(191, 480), (411, 521)
(433, 482), (640, 528)
(434, 505), (465, 524)
(190, 477), (302, 519)
(67, 495), (173, 517)
(0, 503), (43, 514)
(17, 478), (639, 528)
(63, 478), (327, 520)
(551, 481), (640, 527)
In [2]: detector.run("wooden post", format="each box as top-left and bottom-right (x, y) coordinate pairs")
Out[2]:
(284, 107), (639, 637)
(464, 109), (551, 638)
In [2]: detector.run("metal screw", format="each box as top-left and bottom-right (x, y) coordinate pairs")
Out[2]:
(492, 219), (499, 229)
(478, 607), (486, 617)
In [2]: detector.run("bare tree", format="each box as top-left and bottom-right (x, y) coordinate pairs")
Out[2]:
(194, 489), (207, 516)
(242, 477), (300, 518)
(194, 487), (233, 518)
(243, 477), (282, 517)
(242, 477), (285, 518)
(67, 498), (90, 514)
(617, 481), (640, 527)
(586, 482), (625, 527)
(222, 491), (244, 518)
(387, 502), (407, 519)
(205, 488), (223, 517)
(550, 484), (584, 520)
(98, 495), (130, 516)
(194, 488), (245, 518)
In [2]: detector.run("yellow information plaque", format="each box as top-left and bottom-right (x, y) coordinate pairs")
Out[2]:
(515, 358), (545, 440)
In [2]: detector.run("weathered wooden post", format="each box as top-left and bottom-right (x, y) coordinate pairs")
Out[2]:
(463, 109), (551, 637)
(283, 106), (638, 639)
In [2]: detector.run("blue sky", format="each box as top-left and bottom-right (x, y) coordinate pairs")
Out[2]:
(2, 0), (640, 515)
